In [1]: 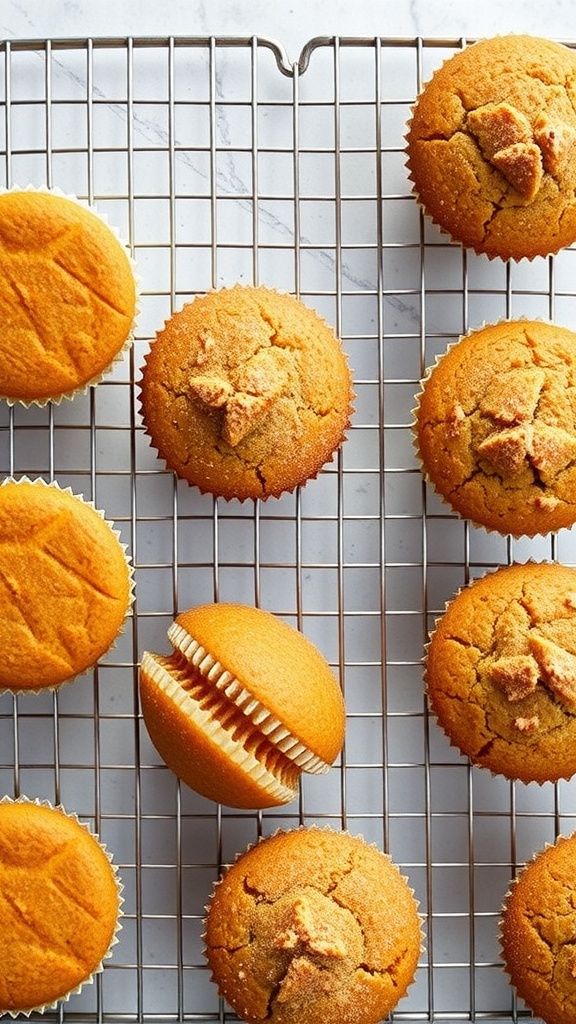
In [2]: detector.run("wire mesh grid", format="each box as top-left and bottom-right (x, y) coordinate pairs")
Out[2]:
(1, 31), (576, 1023)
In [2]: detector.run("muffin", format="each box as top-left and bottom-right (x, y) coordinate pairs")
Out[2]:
(139, 284), (353, 501)
(500, 832), (576, 1024)
(406, 34), (576, 260)
(0, 477), (133, 693)
(204, 826), (421, 1024)
(414, 319), (576, 537)
(425, 561), (576, 784)
(0, 795), (122, 1017)
(139, 602), (346, 808)
(0, 186), (137, 404)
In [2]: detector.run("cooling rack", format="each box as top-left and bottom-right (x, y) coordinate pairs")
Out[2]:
(1, 32), (575, 1024)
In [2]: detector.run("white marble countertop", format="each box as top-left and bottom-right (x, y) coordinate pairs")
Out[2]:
(3, 0), (576, 60)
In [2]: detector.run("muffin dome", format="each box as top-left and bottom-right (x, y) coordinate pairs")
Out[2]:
(0, 187), (137, 403)
(406, 34), (576, 260)
(501, 832), (576, 1023)
(414, 319), (576, 537)
(204, 826), (422, 1024)
(139, 285), (353, 501)
(426, 561), (576, 784)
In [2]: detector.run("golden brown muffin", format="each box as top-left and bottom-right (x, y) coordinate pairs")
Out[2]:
(0, 796), (122, 1016)
(139, 602), (346, 808)
(406, 35), (576, 260)
(414, 319), (576, 537)
(0, 187), (137, 404)
(139, 285), (353, 501)
(204, 826), (422, 1024)
(426, 561), (576, 784)
(500, 832), (576, 1024)
(0, 477), (133, 693)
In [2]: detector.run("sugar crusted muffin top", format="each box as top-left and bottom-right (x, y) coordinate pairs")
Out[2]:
(406, 34), (576, 260)
(139, 285), (353, 501)
(501, 832), (576, 1023)
(415, 319), (576, 537)
(204, 826), (421, 1024)
(426, 561), (576, 784)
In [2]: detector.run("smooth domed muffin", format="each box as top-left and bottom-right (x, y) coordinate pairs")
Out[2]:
(0, 796), (122, 1016)
(426, 561), (576, 784)
(414, 319), (576, 537)
(139, 602), (346, 808)
(139, 285), (353, 501)
(0, 186), (137, 404)
(204, 826), (422, 1024)
(501, 832), (576, 1024)
(0, 477), (133, 693)
(406, 35), (576, 260)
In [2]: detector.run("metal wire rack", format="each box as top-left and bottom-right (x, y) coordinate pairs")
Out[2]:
(1, 32), (575, 1023)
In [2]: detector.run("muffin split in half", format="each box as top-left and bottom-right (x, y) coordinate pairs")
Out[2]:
(139, 603), (345, 808)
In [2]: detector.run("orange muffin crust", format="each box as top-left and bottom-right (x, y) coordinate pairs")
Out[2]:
(0, 188), (136, 403)
(0, 478), (133, 693)
(139, 602), (345, 808)
(0, 798), (121, 1016)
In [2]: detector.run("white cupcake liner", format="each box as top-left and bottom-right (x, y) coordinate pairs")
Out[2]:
(0, 794), (123, 1018)
(0, 184), (140, 407)
(412, 316), (576, 538)
(0, 476), (135, 697)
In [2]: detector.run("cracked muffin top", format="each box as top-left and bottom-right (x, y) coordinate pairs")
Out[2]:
(139, 285), (353, 501)
(414, 319), (576, 537)
(204, 826), (422, 1024)
(501, 831), (576, 1024)
(425, 561), (576, 784)
(406, 34), (576, 260)
(0, 797), (122, 1016)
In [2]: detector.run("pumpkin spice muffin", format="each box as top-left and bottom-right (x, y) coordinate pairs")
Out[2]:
(0, 796), (122, 1017)
(0, 186), (137, 404)
(139, 285), (354, 501)
(414, 319), (576, 537)
(406, 34), (576, 260)
(204, 826), (422, 1024)
(426, 561), (576, 784)
(500, 832), (576, 1024)
(0, 477), (133, 694)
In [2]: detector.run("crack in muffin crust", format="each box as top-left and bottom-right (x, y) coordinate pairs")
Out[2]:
(425, 562), (576, 783)
(139, 284), (353, 501)
(406, 35), (576, 259)
(204, 827), (422, 1024)
(501, 833), (576, 1022)
(415, 319), (576, 536)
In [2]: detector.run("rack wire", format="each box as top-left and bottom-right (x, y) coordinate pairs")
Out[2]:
(1, 32), (575, 1023)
